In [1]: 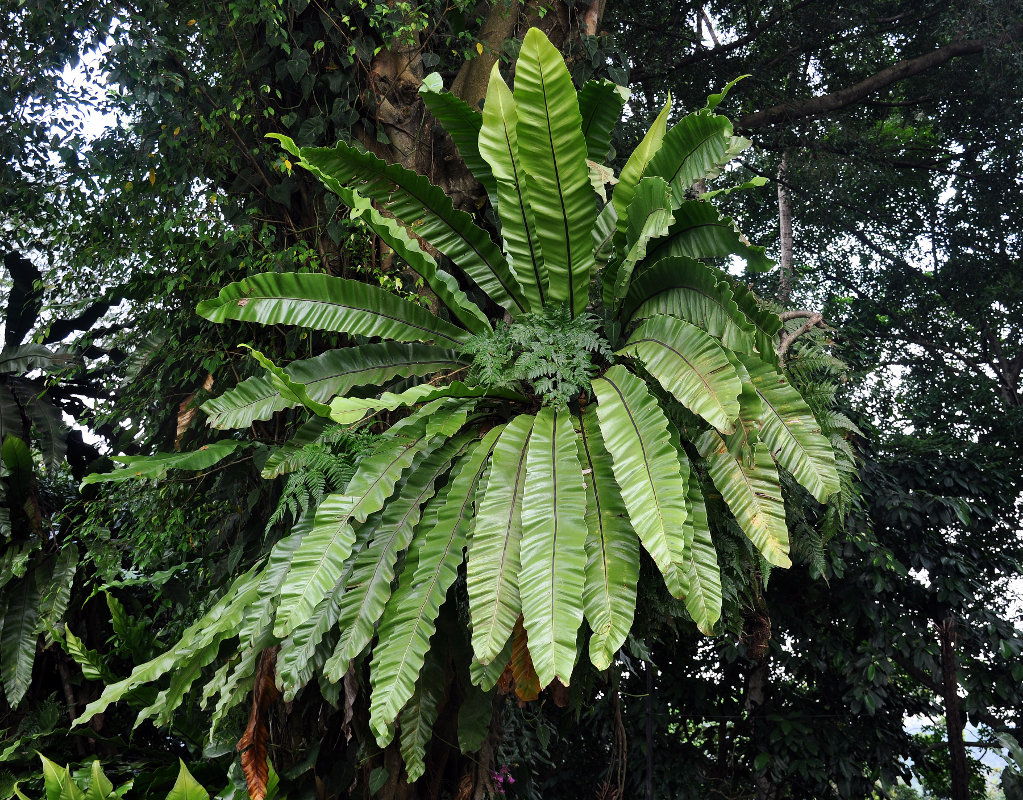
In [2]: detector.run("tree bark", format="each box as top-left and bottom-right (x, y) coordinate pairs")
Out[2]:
(776, 151), (793, 304)
(938, 616), (970, 800)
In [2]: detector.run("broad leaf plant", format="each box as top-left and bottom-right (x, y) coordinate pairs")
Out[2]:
(80, 29), (845, 779)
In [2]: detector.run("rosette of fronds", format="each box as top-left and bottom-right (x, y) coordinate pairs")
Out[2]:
(79, 29), (843, 778)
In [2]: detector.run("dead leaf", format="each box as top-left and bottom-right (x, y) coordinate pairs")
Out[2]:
(175, 373), (213, 450)
(510, 617), (540, 703)
(237, 647), (280, 800)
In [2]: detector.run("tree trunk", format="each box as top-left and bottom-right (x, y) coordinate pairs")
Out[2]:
(645, 663), (655, 800)
(938, 616), (970, 800)
(776, 151), (794, 304)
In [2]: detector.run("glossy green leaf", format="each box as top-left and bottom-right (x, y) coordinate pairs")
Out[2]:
(682, 477), (721, 635)
(605, 176), (674, 308)
(419, 74), (496, 197)
(519, 406), (587, 686)
(329, 380), (518, 425)
(272, 136), (527, 315)
(76, 567), (263, 725)
(1, 576), (39, 706)
(196, 272), (467, 346)
(203, 344), (468, 430)
(644, 200), (774, 273)
(620, 315), (742, 433)
(165, 761), (209, 800)
(646, 112), (736, 205)
(623, 256), (759, 355)
(577, 405), (638, 671)
(40, 755), (83, 800)
(612, 96), (671, 230)
(276, 590), (341, 702)
(578, 79), (629, 163)
(398, 648), (446, 782)
(697, 421), (790, 568)
(514, 28), (596, 316)
(84, 758), (115, 800)
(469, 634), (512, 691)
(591, 366), (688, 597)
(467, 415), (533, 663)
(479, 64), (547, 310)
(39, 544), (78, 643)
(337, 185), (490, 335)
(243, 346), (331, 417)
(728, 281), (783, 365)
(81, 441), (240, 486)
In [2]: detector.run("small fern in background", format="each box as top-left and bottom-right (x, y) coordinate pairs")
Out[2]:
(266, 426), (374, 532)
(461, 306), (612, 406)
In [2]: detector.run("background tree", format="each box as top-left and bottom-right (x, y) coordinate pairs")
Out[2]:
(2, 0), (1021, 798)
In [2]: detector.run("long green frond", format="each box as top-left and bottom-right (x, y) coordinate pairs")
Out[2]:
(619, 315), (742, 434)
(591, 366), (688, 597)
(646, 112), (737, 205)
(1, 577), (39, 706)
(518, 406), (587, 687)
(682, 477), (721, 635)
(577, 80), (629, 163)
(203, 344), (468, 430)
(741, 355), (841, 502)
(479, 64), (547, 310)
(577, 405), (638, 671)
(467, 415), (534, 663)
(197, 272), (468, 346)
(697, 420), (790, 568)
(514, 28), (596, 316)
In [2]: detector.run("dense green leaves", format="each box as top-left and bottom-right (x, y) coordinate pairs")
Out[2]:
(369, 428), (501, 745)
(69, 26), (847, 778)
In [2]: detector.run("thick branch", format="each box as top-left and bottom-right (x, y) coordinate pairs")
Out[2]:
(778, 312), (824, 367)
(451, 0), (520, 109)
(738, 25), (1023, 128)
